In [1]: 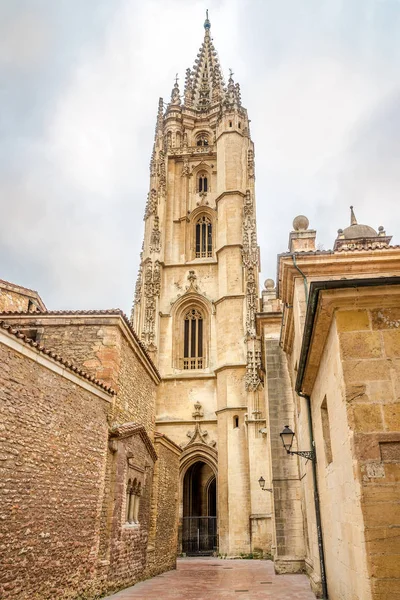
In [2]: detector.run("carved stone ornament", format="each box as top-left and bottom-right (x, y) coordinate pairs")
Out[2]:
(182, 158), (190, 177)
(181, 402), (216, 448)
(158, 151), (166, 196)
(141, 259), (161, 349)
(247, 149), (255, 180)
(144, 188), (157, 220)
(150, 215), (161, 253)
(245, 346), (262, 392)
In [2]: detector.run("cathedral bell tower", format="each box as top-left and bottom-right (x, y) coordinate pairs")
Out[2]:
(132, 13), (269, 557)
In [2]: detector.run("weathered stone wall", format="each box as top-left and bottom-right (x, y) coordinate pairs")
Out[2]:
(103, 433), (156, 593)
(0, 336), (110, 600)
(264, 336), (306, 573)
(145, 434), (181, 578)
(0, 288), (30, 312)
(115, 333), (156, 435)
(1, 316), (158, 437)
(337, 307), (400, 600)
(310, 319), (371, 600)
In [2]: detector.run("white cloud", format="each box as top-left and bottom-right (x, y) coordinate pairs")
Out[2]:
(0, 0), (399, 310)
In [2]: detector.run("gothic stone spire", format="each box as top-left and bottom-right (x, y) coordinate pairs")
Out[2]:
(183, 11), (225, 111)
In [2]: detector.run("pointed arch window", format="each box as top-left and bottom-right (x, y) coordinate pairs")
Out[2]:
(198, 173), (208, 193)
(196, 134), (209, 147)
(183, 308), (204, 370)
(196, 215), (212, 258)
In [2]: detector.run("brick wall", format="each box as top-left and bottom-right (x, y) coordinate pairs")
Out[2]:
(0, 337), (110, 600)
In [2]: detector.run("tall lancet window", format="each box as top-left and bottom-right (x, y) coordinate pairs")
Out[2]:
(198, 173), (208, 193)
(183, 308), (204, 370)
(196, 216), (212, 258)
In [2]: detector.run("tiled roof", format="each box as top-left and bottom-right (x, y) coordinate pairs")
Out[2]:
(110, 422), (158, 462)
(0, 321), (115, 395)
(0, 308), (160, 380)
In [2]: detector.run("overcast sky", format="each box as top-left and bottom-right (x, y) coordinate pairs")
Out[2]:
(1, 0), (399, 313)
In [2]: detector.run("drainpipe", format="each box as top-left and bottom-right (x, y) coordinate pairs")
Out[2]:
(298, 390), (328, 600)
(292, 254), (309, 304)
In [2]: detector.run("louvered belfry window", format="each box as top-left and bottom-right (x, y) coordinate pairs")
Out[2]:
(195, 216), (212, 258)
(183, 308), (204, 369)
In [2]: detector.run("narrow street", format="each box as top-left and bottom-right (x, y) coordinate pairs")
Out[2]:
(102, 557), (317, 600)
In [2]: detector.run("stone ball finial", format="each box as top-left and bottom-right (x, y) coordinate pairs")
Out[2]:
(378, 226), (384, 232)
(264, 278), (275, 290)
(293, 215), (309, 232)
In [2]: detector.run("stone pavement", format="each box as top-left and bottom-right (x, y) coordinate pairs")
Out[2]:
(102, 557), (317, 600)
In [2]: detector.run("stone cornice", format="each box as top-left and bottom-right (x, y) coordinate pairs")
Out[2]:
(215, 190), (246, 205)
(277, 248), (400, 353)
(215, 406), (247, 414)
(213, 363), (246, 374)
(214, 294), (245, 306)
(215, 244), (243, 256)
(296, 278), (400, 396)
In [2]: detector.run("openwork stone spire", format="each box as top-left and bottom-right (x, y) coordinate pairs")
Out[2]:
(183, 11), (225, 111)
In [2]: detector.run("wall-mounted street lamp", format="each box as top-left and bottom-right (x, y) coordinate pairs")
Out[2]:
(279, 425), (315, 462)
(258, 476), (273, 493)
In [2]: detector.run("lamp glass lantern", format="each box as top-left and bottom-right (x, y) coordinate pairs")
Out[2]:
(280, 425), (295, 453)
(258, 476), (265, 490)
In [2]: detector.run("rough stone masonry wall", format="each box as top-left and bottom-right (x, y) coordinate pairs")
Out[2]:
(103, 434), (155, 594)
(145, 435), (181, 579)
(337, 307), (400, 600)
(27, 321), (156, 435)
(0, 341), (110, 600)
(114, 333), (156, 435)
(0, 288), (32, 312)
(35, 322), (122, 392)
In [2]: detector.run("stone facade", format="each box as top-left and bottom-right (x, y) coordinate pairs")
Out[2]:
(258, 211), (400, 599)
(0, 324), (112, 599)
(0, 306), (181, 597)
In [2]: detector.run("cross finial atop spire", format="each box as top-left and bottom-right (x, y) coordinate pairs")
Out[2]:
(204, 9), (211, 30)
(350, 205), (358, 226)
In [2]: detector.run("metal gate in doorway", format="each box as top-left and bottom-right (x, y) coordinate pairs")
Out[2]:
(182, 516), (217, 555)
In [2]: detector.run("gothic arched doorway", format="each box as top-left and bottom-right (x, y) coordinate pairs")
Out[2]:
(182, 460), (217, 555)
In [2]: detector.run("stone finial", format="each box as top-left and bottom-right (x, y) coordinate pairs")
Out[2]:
(350, 205), (357, 226)
(170, 76), (181, 106)
(293, 215), (309, 232)
(204, 9), (211, 31)
(288, 215), (316, 252)
(261, 278), (279, 312)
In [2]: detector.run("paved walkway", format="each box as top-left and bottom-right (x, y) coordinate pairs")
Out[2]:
(102, 557), (316, 600)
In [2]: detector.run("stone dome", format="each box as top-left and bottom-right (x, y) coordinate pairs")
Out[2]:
(342, 224), (378, 239)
